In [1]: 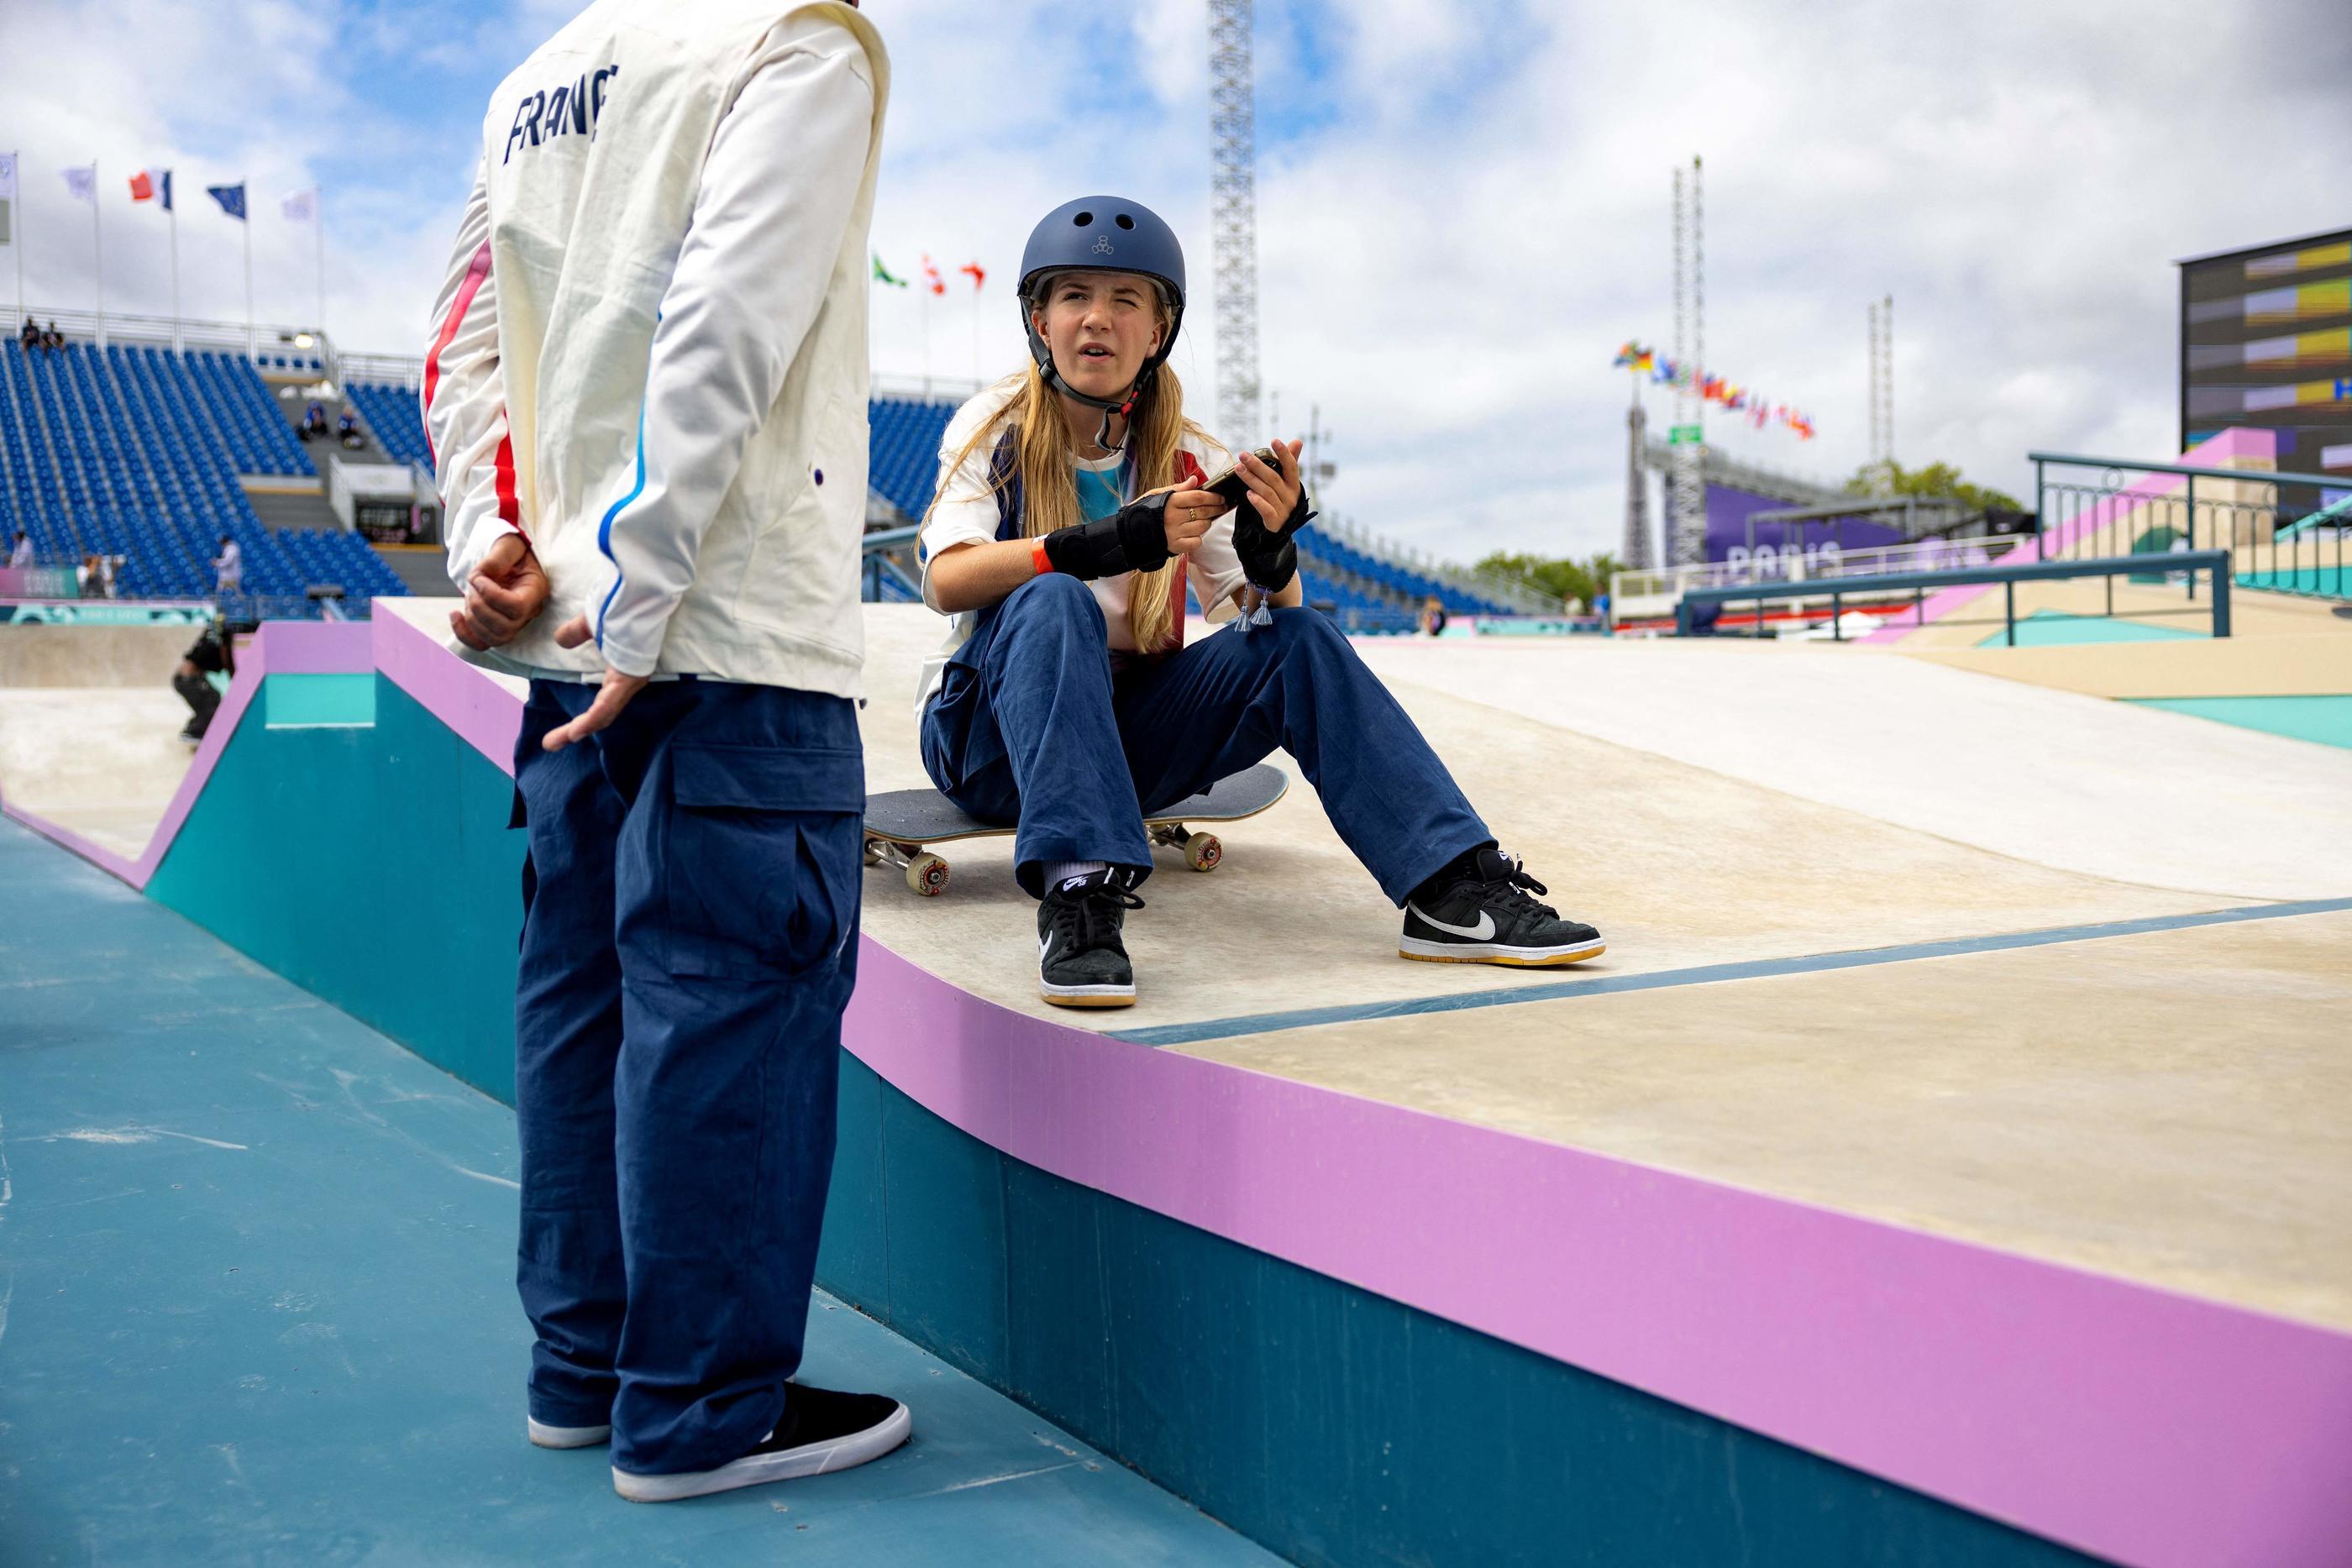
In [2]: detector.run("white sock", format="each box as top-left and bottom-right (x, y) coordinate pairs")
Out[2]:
(1046, 859), (1107, 890)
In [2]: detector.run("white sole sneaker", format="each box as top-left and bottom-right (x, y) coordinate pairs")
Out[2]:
(1040, 978), (1137, 1008)
(612, 1400), (912, 1502)
(1399, 935), (1607, 967)
(528, 1417), (612, 1449)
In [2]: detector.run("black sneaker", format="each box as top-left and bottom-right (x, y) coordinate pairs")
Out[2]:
(611, 1383), (911, 1502)
(1400, 847), (1605, 967)
(1037, 869), (1145, 1008)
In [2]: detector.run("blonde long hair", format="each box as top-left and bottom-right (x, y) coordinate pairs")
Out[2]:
(927, 344), (1218, 654)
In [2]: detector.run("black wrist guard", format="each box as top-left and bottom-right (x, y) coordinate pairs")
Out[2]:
(1233, 490), (1312, 593)
(1042, 491), (1174, 580)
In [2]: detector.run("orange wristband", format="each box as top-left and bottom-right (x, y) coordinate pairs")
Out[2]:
(1031, 537), (1053, 576)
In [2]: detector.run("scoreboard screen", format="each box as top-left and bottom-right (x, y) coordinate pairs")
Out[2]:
(2180, 228), (2352, 481)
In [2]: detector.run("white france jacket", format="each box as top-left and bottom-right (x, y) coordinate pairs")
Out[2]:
(423, 0), (887, 691)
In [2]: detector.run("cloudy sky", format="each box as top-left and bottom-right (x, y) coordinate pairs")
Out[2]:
(2, 0), (2345, 563)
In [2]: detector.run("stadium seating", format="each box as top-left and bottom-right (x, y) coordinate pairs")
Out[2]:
(345, 382), (434, 469)
(0, 342), (1499, 629)
(0, 342), (402, 615)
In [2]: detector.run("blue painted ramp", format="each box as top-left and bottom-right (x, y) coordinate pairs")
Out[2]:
(0, 819), (1278, 1567)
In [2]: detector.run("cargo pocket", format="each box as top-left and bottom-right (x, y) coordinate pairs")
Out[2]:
(663, 742), (864, 979)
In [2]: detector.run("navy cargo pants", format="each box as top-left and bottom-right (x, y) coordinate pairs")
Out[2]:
(510, 676), (863, 1476)
(920, 572), (1490, 899)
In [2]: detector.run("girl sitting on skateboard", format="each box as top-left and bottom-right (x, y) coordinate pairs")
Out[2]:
(916, 194), (1604, 1008)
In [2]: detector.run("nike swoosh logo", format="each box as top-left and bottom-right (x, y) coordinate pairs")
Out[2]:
(1039, 933), (1053, 962)
(1407, 902), (1494, 941)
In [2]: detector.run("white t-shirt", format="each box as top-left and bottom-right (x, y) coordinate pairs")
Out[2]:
(914, 381), (1247, 712)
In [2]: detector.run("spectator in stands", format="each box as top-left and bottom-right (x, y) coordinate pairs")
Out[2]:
(212, 533), (241, 597)
(300, 400), (329, 441)
(1419, 594), (1447, 637)
(41, 321), (63, 354)
(917, 197), (1606, 1016)
(18, 317), (38, 353)
(425, 0), (906, 1504)
(337, 406), (363, 448)
(173, 614), (235, 743)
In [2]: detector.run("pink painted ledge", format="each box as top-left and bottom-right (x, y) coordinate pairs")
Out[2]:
(1862, 427), (2277, 645)
(8, 606), (2350, 1567)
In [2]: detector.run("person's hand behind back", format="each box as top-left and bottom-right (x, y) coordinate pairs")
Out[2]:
(451, 533), (551, 651)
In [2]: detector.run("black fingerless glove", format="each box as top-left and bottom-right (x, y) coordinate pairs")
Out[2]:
(1042, 492), (1174, 580)
(1233, 489), (1313, 592)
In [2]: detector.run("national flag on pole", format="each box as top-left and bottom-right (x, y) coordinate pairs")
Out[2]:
(281, 189), (315, 223)
(0, 152), (18, 201)
(871, 254), (908, 287)
(958, 261), (985, 292)
(61, 165), (97, 203)
(921, 255), (945, 296)
(129, 170), (155, 202)
(207, 182), (247, 220)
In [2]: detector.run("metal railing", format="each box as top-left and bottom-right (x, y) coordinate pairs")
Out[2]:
(1676, 551), (2234, 642)
(9, 303), (329, 364)
(2031, 450), (2349, 603)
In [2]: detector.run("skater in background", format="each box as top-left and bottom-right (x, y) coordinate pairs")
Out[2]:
(424, 0), (906, 1506)
(8, 529), (30, 570)
(173, 614), (235, 743)
(1420, 594), (1447, 636)
(916, 196), (1606, 1010)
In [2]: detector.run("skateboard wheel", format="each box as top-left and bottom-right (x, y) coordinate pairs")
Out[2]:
(1185, 834), (1222, 873)
(906, 852), (949, 896)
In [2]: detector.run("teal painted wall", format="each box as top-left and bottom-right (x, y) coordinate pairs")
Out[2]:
(147, 675), (524, 1103)
(140, 671), (2089, 1567)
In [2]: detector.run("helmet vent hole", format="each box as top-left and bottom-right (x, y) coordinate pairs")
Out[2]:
(1115, 213), (1136, 230)
(1073, 211), (1093, 227)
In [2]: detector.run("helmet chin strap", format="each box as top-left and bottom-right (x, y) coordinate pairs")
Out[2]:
(1042, 360), (1149, 454)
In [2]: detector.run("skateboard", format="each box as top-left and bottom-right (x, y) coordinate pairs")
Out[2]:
(864, 763), (1289, 897)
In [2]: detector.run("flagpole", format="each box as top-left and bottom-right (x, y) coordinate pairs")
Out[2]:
(92, 158), (104, 346)
(312, 185), (324, 335)
(169, 177), (181, 354)
(11, 152), (23, 334)
(241, 180), (254, 359)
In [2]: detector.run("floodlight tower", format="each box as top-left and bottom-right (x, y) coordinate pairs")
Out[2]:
(1208, 0), (1263, 448)
(1668, 156), (1706, 566)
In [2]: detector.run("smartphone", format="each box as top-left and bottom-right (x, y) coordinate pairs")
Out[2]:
(1200, 447), (1281, 510)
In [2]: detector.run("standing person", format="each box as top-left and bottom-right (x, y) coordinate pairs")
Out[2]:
(8, 530), (30, 570)
(423, 0), (903, 1504)
(211, 534), (242, 597)
(916, 197), (1605, 1009)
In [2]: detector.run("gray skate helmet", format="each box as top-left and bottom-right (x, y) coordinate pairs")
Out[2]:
(1017, 196), (1187, 450)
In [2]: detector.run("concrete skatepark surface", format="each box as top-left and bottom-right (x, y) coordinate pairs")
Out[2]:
(11, 602), (2350, 1329)
(0, 623), (218, 856)
(8, 598), (2349, 1566)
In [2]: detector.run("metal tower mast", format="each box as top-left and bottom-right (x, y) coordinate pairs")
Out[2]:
(1208, 0), (1263, 448)
(1668, 156), (1706, 566)
(1620, 382), (1654, 569)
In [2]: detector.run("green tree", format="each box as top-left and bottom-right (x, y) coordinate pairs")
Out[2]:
(1845, 459), (2021, 513)
(1473, 550), (1623, 611)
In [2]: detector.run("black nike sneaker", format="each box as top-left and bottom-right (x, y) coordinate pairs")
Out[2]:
(611, 1383), (911, 1502)
(1400, 847), (1605, 967)
(1037, 868), (1146, 1008)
